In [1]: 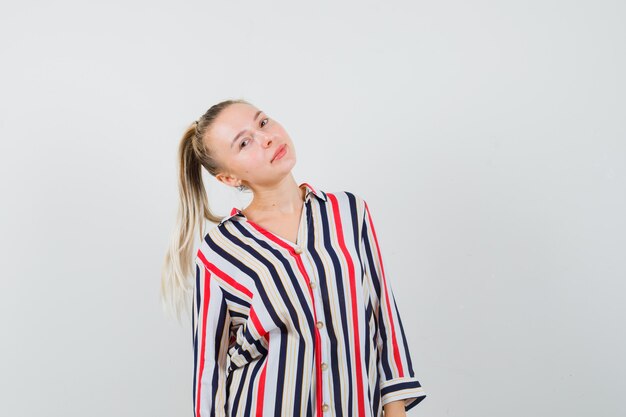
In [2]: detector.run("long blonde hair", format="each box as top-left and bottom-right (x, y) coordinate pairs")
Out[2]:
(160, 98), (251, 323)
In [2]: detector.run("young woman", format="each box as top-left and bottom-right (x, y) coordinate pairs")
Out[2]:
(161, 99), (427, 416)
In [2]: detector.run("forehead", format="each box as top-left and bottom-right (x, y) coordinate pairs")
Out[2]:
(211, 103), (259, 136)
(203, 102), (260, 151)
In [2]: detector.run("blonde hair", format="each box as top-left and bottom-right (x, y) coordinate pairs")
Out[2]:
(160, 98), (251, 323)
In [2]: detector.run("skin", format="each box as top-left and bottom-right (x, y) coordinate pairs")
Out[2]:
(204, 102), (306, 222)
(205, 103), (408, 416)
(384, 400), (407, 416)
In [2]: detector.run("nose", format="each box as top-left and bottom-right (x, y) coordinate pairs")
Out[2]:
(259, 133), (273, 147)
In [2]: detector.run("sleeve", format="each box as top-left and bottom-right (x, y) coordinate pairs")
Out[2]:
(192, 259), (231, 417)
(360, 199), (427, 411)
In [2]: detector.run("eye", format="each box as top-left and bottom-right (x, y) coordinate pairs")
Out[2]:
(239, 118), (269, 150)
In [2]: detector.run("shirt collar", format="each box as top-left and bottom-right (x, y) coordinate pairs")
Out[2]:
(218, 182), (326, 226)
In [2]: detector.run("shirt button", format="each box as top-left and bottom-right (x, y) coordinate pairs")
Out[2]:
(310, 281), (317, 289)
(321, 362), (328, 371)
(322, 403), (330, 412)
(316, 321), (324, 329)
(294, 246), (303, 254)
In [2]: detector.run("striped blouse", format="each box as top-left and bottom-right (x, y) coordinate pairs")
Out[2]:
(192, 182), (426, 416)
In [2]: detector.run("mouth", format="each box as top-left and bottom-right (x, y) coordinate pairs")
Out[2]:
(271, 144), (287, 162)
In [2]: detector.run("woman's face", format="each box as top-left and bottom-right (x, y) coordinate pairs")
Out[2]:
(206, 103), (297, 189)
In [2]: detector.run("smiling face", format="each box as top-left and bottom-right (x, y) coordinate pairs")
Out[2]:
(204, 102), (297, 189)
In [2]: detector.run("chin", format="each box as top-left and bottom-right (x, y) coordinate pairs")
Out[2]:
(274, 158), (296, 172)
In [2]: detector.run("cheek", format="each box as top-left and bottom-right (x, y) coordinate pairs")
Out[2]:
(237, 149), (268, 169)
(274, 124), (288, 137)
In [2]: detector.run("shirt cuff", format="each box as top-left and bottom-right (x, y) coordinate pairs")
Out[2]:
(380, 376), (427, 411)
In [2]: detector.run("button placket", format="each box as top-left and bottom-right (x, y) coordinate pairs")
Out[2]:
(318, 326), (332, 414)
(300, 252), (332, 415)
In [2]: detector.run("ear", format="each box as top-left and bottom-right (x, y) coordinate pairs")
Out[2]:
(215, 172), (240, 188)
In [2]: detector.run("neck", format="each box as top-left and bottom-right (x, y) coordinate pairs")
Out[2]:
(244, 178), (305, 216)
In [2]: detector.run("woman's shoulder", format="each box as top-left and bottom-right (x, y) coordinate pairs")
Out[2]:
(323, 188), (368, 210)
(195, 225), (241, 267)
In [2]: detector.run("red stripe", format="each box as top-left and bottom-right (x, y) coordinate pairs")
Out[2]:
(249, 305), (268, 339)
(364, 202), (404, 376)
(195, 266), (212, 417)
(328, 193), (366, 416)
(255, 336), (270, 416)
(197, 249), (253, 299)
(246, 220), (295, 252)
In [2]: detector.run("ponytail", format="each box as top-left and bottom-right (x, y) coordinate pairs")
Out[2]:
(160, 98), (250, 323)
(160, 123), (221, 323)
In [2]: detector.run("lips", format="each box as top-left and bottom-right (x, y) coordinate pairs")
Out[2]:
(271, 144), (287, 162)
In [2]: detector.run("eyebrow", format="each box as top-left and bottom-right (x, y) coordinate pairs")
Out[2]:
(230, 110), (263, 148)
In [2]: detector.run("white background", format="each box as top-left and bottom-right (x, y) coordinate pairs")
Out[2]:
(1, 1), (624, 416)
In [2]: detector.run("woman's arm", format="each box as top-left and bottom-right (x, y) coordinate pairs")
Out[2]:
(192, 260), (232, 416)
(383, 399), (407, 416)
(360, 198), (427, 412)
